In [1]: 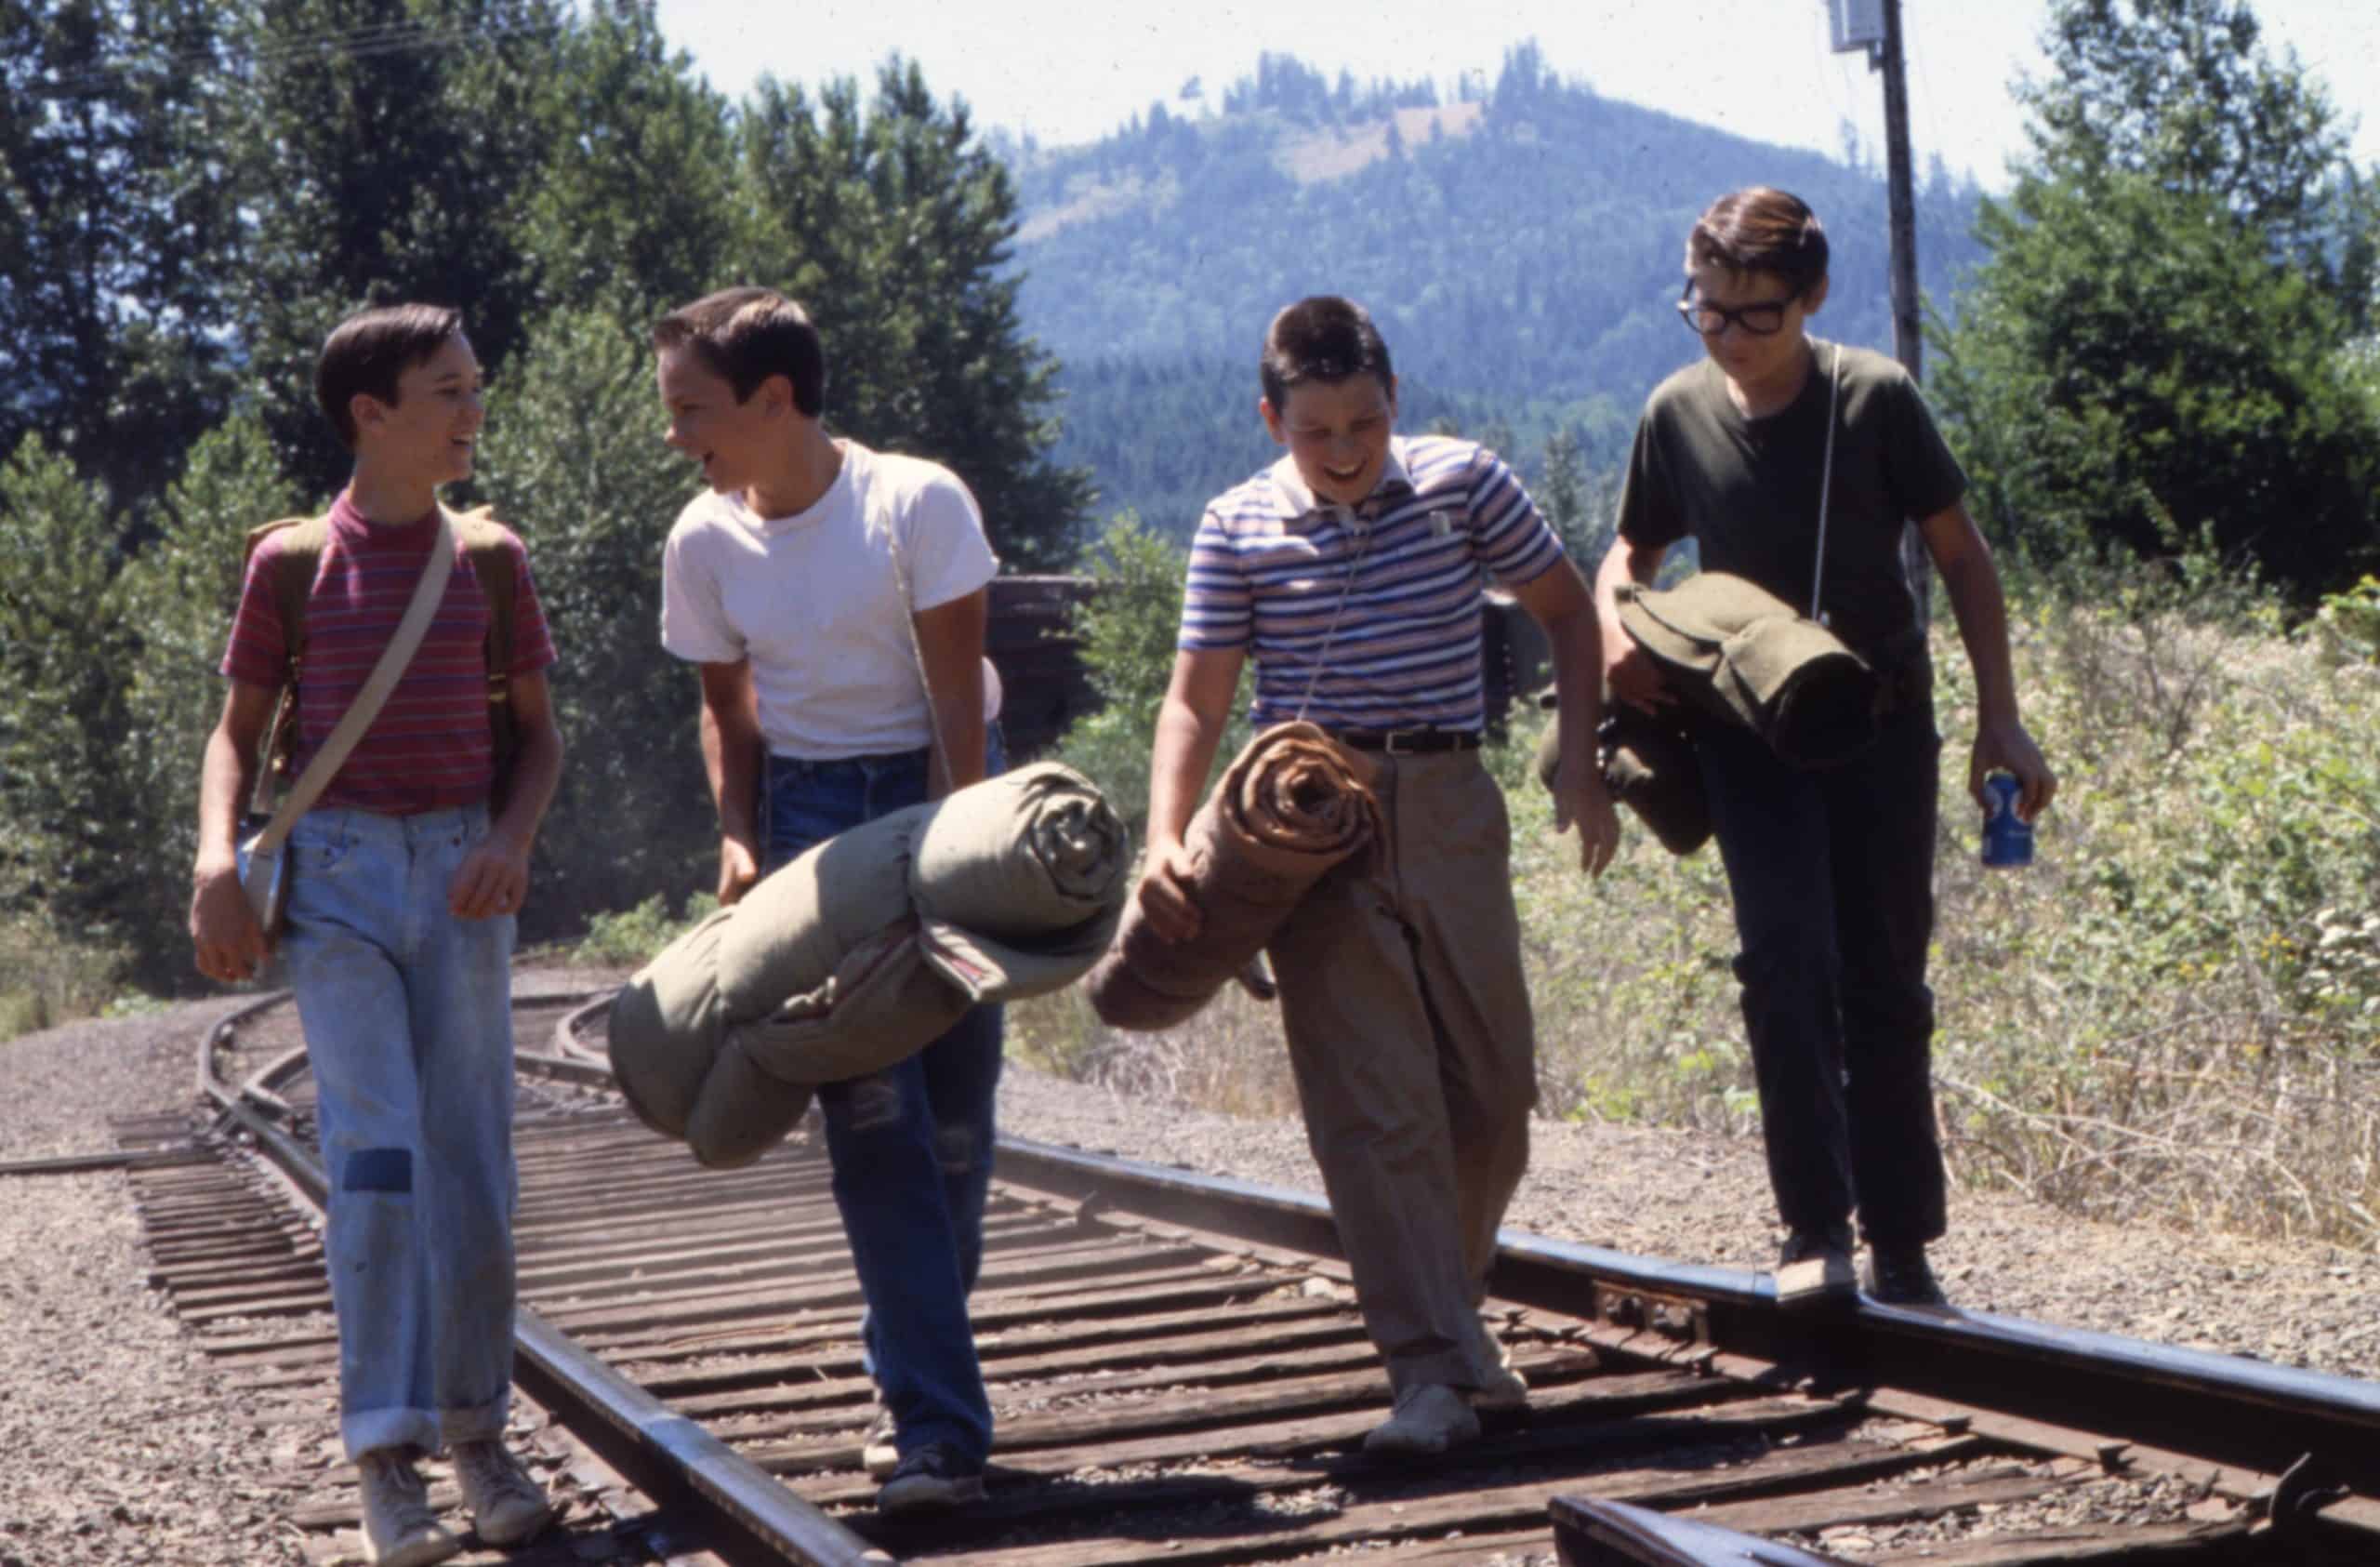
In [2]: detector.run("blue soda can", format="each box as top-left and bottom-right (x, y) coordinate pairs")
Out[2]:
(1981, 773), (2033, 869)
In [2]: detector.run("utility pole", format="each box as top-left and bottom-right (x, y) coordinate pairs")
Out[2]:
(1878, 0), (1932, 621)
(1831, 0), (1931, 625)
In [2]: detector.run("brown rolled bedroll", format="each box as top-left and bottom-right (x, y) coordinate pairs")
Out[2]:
(1087, 721), (1382, 1030)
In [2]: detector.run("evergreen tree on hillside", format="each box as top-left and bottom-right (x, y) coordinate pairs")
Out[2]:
(733, 60), (1090, 567)
(1934, 0), (2380, 601)
(229, 0), (565, 500)
(510, 0), (737, 325)
(0, 438), (145, 943)
(1, 0), (245, 515)
(2019, 0), (2375, 323)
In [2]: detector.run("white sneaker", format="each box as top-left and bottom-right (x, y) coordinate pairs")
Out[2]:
(356, 1448), (461, 1567)
(1362, 1384), (1481, 1457)
(452, 1438), (555, 1547)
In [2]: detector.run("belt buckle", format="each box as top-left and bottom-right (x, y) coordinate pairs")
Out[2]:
(1383, 729), (1420, 754)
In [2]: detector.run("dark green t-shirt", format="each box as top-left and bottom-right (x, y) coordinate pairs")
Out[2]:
(1615, 339), (1966, 669)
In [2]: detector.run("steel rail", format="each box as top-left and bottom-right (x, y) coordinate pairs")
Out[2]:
(198, 989), (890, 1567)
(993, 1135), (2380, 1503)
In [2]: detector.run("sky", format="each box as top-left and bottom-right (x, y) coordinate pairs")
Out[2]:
(650, 0), (2380, 190)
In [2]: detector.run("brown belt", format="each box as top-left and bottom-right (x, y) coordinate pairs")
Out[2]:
(1332, 729), (1483, 754)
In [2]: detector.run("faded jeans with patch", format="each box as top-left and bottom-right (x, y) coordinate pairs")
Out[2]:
(761, 739), (1003, 1468)
(280, 803), (518, 1460)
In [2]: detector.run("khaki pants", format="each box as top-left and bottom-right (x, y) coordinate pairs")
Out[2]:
(1267, 749), (1536, 1393)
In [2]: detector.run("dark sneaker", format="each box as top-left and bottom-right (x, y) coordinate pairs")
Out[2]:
(877, 1442), (985, 1514)
(1866, 1244), (1950, 1307)
(861, 1406), (900, 1481)
(1774, 1224), (1857, 1308)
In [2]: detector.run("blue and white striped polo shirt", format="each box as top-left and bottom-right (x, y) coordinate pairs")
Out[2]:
(1180, 434), (1566, 732)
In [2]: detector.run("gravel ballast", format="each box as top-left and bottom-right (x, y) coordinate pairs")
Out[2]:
(2, 976), (2374, 1565)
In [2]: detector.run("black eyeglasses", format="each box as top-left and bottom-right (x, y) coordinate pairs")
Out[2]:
(1676, 282), (1796, 337)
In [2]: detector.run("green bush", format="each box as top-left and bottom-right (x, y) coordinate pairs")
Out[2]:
(575, 892), (720, 969)
(0, 912), (129, 1044)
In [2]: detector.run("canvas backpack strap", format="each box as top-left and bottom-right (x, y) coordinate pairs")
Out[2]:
(243, 514), (332, 817)
(443, 504), (520, 802)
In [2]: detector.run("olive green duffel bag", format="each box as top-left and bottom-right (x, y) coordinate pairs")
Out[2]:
(607, 762), (1130, 1168)
(1614, 571), (1879, 768)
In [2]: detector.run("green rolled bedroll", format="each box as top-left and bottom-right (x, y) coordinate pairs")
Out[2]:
(607, 762), (1130, 1168)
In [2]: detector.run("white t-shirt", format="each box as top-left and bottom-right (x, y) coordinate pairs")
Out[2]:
(660, 441), (1000, 758)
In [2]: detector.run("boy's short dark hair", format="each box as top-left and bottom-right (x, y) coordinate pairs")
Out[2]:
(1686, 187), (1830, 298)
(1260, 296), (1395, 410)
(652, 287), (827, 417)
(315, 303), (466, 449)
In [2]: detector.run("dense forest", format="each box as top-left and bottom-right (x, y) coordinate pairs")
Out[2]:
(1008, 46), (1990, 530)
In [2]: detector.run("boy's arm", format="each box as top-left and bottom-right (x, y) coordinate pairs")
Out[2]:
(448, 669), (564, 920)
(1593, 536), (1674, 712)
(1918, 501), (2056, 820)
(1136, 646), (1246, 943)
(912, 586), (989, 798)
(698, 659), (766, 904)
(1506, 558), (1620, 877)
(190, 681), (280, 983)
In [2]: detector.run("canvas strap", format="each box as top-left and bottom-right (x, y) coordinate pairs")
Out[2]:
(1809, 342), (1844, 623)
(883, 513), (961, 795)
(247, 510), (458, 855)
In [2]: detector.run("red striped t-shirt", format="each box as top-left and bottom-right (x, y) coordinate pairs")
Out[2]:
(220, 492), (558, 816)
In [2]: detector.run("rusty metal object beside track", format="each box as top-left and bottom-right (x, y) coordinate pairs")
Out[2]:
(98, 988), (2380, 1565)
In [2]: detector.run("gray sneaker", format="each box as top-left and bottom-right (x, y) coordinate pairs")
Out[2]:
(1775, 1225), (1858, 1308)
(1362, 1384), (1481, 1457)
(451, 1438), (555, 1546)
(1472, 1340), (1529, 1411)
(356, 1448), (461, 1567)
(861, 1406), (900, 1481)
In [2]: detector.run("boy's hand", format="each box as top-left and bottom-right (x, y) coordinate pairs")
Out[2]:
(450, 829), (532, 920)
(191, 860), (269, 983)
(1970, 719), (2056, 821)
(1602, 620), (1673, 713)
(1134, 839), (1203, 943)
(716, 835), (760, 907)
(1553, 767), (1622, 878)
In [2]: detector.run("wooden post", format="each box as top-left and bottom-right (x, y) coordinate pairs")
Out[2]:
(1877, 0), (1933, 626)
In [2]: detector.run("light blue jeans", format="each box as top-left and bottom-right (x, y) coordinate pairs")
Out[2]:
(281, 803), (519, 1459)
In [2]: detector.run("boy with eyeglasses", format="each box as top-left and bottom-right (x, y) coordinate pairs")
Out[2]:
(1597, 187), (2055, 1308)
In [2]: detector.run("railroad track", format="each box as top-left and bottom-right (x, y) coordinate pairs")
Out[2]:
(108, 986), (2380, 1566)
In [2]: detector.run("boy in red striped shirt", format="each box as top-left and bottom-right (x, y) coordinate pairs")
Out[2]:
(189, 303), (563, 1567)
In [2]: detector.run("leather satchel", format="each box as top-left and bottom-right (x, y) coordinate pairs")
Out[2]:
(238, 510), (459, 939)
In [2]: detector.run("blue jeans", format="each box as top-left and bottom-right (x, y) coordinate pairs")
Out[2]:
(1697, 702), (1947, 1248)
(280, 803), (519, 1459)
(761, 740), (1004, 1467)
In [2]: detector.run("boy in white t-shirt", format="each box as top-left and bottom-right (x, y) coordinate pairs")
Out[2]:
(652, 287), (1000, 1514)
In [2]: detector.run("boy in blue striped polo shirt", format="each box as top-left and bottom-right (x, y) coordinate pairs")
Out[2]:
(1135, 296), (1620, 1457)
